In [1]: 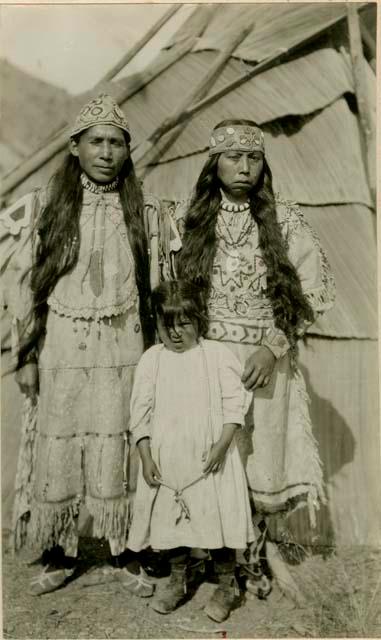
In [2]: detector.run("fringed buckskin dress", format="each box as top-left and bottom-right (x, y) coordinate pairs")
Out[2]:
(175, 196), (336, 533)
(1, 176), (175, 556)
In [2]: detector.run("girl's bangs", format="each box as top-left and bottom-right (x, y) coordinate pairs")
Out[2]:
(158, 300), (194, 330)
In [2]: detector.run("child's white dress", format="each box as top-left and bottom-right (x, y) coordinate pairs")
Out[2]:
(128, 339), (255, 551)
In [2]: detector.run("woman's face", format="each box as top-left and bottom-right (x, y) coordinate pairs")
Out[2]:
(217, 150), (264, 202)
(157, 314), (198, 353)
(70, 124), (129, 184)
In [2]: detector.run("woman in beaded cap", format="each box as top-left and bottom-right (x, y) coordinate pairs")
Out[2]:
(176, 119), (336, 594)
(0, 94), (178, 595)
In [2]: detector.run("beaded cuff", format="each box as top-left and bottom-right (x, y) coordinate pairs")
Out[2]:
(261, 327), (290, 359)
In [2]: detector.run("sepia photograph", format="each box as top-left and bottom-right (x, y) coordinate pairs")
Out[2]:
(0, 1), (379, 638)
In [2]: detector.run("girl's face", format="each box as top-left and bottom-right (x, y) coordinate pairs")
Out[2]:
(157, 314), (199, 353)
(217, 150), (264, 202)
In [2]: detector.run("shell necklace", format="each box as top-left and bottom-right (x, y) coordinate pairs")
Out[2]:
(220, 200), (251, 213)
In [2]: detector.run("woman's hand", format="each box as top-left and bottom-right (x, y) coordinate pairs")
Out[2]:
(242, 346), (276, 391)
(142, 457), (162, 487)
(15, 363), (39, 399)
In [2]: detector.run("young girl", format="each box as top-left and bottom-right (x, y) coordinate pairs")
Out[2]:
(127, 280), (254, 622)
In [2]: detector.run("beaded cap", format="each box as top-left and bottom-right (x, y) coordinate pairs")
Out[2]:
(209, 124), (264, 156)
(70, 94), (130, 139)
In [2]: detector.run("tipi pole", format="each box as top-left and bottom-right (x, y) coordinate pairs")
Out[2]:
(360, 21), (376, 71)
(99, 4), (181, 84)
(346, 4), (375, 207)
(132, 22), (253, 168)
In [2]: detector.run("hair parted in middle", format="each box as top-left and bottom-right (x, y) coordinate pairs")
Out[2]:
(18, 130), (154, 369)
(176, 118), (314, 348)
(151, 280), (209, 338)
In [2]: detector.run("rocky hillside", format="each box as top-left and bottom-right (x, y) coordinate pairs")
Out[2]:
(0, 59), (71, 175)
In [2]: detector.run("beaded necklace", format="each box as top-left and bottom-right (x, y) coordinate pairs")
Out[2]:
(217, 210), (254, 247)
(81, 173), (119, 194)
(216, 202), (255, 273)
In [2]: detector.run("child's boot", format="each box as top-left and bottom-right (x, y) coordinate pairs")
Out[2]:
(150, 561), (187, 614)
(205, 572), (237, 623)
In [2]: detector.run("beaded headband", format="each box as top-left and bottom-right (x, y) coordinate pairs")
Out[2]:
(209, 124), (264, 156)
(70, 93), (130, 139)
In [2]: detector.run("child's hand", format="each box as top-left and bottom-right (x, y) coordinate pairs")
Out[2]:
(202, 442), (228, 475)
(137, 437), (161, 487)
(202, 424), (238, 474)
(142, 457), (162, 487)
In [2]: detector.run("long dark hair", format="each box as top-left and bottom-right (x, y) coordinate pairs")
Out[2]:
(177, 118), (314, 348)
(151, 280), (208, 338)
(17, 135), (153, 368)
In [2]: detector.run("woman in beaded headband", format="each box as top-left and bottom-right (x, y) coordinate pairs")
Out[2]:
(177, 118), (315, 352)
(177, 119), (335, 599)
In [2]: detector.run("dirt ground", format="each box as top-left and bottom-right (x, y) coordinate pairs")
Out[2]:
(3, 535), (381, 640)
